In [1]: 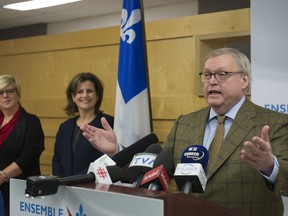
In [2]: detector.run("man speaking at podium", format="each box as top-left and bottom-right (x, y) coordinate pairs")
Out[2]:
(80, 48), (288, 216)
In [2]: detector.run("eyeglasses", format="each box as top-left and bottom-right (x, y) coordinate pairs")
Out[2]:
(0, 88), (16, 96)
(199, 71), (244, 83)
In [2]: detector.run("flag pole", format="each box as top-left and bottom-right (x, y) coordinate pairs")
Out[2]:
(139, 0), (153, 132)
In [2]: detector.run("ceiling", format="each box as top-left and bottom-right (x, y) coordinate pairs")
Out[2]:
(0, 0), (195, 30)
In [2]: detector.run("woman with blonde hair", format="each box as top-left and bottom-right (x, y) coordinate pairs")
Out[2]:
(0, 75), (44, 216)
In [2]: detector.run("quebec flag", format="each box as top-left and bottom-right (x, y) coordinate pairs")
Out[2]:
(114, 0), (151, 148)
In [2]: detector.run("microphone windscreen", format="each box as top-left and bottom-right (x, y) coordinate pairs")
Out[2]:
(106, 165), (124, 183)
(112, 133), (159, 167)
(153, 149), (174, 178)
(127, 142), (161, 182)
(181, 145), (209, 170)
(144, 143), (163, 154)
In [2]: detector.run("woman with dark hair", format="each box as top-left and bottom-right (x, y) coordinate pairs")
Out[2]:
(0, 74), (44, 216)
(52, 72), (114, 177)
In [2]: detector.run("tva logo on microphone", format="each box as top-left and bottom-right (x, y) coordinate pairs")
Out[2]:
(129, 153), (156, 168)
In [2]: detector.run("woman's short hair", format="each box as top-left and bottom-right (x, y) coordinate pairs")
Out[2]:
(0, 74), (21, 99)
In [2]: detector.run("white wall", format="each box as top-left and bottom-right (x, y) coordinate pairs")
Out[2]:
(47, 1), (198, 34)
(251, 0), (288, 215)
(251, 0), (288, 114)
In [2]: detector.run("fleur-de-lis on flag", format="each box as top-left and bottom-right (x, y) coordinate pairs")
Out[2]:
(120, 8), (141, 44)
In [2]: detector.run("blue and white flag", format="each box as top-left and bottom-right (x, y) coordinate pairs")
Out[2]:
(114, 0), (151, 148)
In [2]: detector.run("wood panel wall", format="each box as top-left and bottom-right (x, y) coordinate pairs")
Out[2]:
(0, 9), (250, 174)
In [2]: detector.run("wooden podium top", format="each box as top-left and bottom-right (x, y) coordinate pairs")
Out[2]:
(72, 182), (243, 216)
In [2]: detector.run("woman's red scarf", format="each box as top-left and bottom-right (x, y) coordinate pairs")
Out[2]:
(0, 107), (22, 147)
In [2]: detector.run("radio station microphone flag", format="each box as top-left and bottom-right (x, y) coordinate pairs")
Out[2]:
(114, 0), (152, 148)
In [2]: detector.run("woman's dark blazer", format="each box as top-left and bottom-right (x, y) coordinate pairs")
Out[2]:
(0, 108), (44, 215)
(52, 113), (114, 177)
(0, 108), (45, 178)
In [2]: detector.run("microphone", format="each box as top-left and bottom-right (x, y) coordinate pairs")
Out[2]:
(127, 143), (163, 188)
(94, 153), (116, 166)
(112, 133), (159, 167)
(180, 145), (209, 169)
(60, 163), (124, 186)
(173, 145), (209, 194)
(25, 165), (124, 197)
(54, 121), (158, 189)
(106, 165), (125, 183)
(61, 164), (124, 186)
(144, 143), (163, 155)
(87, 162), (123, 184)
(140, 149), (174, 191)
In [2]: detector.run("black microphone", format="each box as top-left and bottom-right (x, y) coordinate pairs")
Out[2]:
(112, 133), (159, 167)
(106, 165), (125, 183)
(59, 165), (124, 185)
(141, 149), (174, 191)
(144, 143), (163, 155)
(173, 145), (209, 194)
(127, 143), (163, 188)
(25, 165), (124, 197)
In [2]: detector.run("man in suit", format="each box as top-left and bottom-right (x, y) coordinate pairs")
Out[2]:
(80, 48), (288, 216)
(162, 47), (288, 216)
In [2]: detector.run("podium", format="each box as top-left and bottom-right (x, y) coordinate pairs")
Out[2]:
(10, 179), (242, 216)
(75, 182), (243, 216)
(155, 193), (242, 216)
